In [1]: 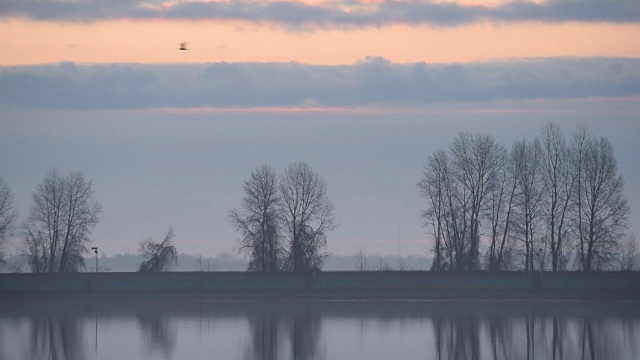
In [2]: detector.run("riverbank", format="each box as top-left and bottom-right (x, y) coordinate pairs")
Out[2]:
(1, 271), (639, 300)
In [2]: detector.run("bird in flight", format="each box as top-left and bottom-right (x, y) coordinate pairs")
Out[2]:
(179, 42), (188, 51)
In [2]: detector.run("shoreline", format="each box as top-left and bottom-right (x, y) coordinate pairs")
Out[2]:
(1, 271), (639, 300)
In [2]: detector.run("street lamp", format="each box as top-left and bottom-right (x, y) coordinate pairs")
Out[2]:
(91, 247), (98, 273)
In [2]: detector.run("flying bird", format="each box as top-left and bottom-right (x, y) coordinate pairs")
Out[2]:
(179, 42), (188, 51)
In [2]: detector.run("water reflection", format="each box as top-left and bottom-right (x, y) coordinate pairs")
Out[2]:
(138, 315), (177, 358)
(430, 313), (637, 360)
(245, 315), (281, 360)
(245, 304), (323, 360)
(432, 318), (481, 360)
(28, 316), (86, 360)
(0, 300), (638, 360)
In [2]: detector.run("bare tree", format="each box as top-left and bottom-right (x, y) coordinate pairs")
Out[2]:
(195, 254), (216, 272)
(397, 256), (408, 270)
(281, 162), (336, 272)
(0, 178), (18, 265)
(540, 123), (576, 271)
(568, 125), (590, 273)
(439, 151), (468, 271)
(354, 247), (368, 271)
(512, 138), (544, 272)
(449, 133), (503, 270)
(375, 257), (393, 271)
(419, 147), (471, 271)
(484, 146), (518, 271)
(230, 165), (283, 272)
(22, 169), (101, 273)
(619, 234), (638, 271)
(418, 150), (448, 271)
(138, 227), (178, 272)
(573, 135), (629, 271)
(420, 136), (504, 271)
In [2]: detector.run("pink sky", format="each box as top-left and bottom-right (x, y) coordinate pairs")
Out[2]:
(2, 19), (640, 66)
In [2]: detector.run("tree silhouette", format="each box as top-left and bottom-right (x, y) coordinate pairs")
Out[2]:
(230, 165), (283, 272)
(0, 177), (18, 265)
(22, 169), (101, 273)
(281, 162), (336, 273)
(138, 227), (178, 272)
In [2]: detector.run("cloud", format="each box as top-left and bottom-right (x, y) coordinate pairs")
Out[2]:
(1, 57), (639, 110)
(0, 0), (639, 28)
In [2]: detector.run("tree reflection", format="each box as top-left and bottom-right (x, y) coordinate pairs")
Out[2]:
(244, 305), (323, 360)
(487, 317), (513, 360)
(551, 317), (565, 360)
(2, 300), (638, 360)
(431, 314), (633, 360)
(138, 315), (177, 359)
(580, 319), (621, 360)
(289, 312), (322, 360)
(245, 315), (281, 360)
(29, 316), (86, 360)
(432, 317), (481, 360)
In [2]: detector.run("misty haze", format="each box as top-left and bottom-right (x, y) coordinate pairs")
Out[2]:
(2, 0), (640, 359)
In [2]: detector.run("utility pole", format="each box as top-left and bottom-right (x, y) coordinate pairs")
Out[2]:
(92, 247), (98, 273)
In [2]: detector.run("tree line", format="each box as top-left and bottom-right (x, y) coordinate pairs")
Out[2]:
(0, 123), (635, 273)
(418, 122), (631, 272)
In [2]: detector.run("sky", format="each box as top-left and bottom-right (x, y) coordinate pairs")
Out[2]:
(1, 0), (639, 258)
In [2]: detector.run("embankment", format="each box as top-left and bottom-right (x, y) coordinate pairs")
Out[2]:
(1, 271), (639, 300)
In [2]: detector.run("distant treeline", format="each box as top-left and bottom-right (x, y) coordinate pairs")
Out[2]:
(0, 253), (431, 273)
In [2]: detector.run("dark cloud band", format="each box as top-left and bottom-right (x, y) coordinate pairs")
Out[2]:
(1, 57), (639, 110)
(0, 0), (639, 27)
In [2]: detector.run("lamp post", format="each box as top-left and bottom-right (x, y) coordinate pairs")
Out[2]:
(92, 247), (98, 273)
(91, 246), (99, 352)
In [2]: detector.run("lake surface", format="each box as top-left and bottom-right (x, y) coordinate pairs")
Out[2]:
(0, 299), (638, 360)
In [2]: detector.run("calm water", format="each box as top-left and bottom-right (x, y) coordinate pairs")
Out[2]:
(0, 299), (638, 360)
